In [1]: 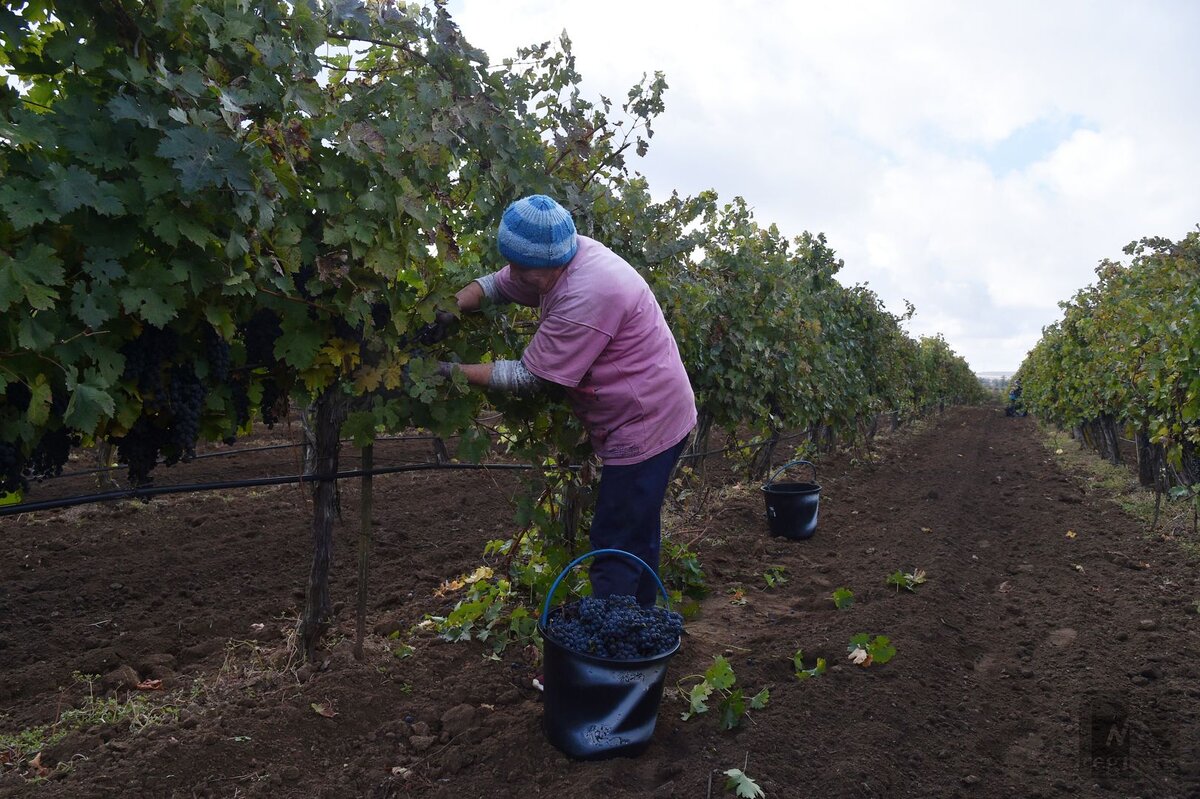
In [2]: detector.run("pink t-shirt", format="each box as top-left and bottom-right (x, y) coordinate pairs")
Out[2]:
(491, 235), (696, 465)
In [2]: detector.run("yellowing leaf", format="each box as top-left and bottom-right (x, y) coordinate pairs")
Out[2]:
(920, 526), (932, 533)
(1066, 530), (1077, 539)
(311, 702), (337, 718)
(354, 365), (382, 393)
(320, 337), (361, 372)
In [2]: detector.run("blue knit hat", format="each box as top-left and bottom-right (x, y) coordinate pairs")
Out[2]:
(497, 195), (578, 268)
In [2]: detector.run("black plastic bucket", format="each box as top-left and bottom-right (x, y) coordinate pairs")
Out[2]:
(761, 459), (821, 539)
(538, 548), (680, 761)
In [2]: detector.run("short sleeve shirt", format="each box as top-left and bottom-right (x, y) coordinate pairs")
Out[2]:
(491, 236), (696, 464)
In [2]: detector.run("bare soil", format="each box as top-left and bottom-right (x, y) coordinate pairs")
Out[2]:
(1, 406), (1197, 798)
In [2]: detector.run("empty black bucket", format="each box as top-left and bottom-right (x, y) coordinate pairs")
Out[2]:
(538, 548), (680, 761)
(761, 459), (821, 539)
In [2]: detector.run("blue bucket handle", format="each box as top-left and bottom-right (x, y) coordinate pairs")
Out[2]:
(540, 548), (672, 628)
(764, 459), (817, 489)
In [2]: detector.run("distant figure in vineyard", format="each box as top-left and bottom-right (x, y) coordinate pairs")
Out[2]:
(428, 195), (696, 605)
(1006, 379), (1026, 417)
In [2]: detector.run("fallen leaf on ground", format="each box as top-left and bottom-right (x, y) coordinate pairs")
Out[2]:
(136, 679), (163, 690)
(1065, 530), (1077, 539)
(848, 647), (870, 665)
(311, 702), (337, 718)
(920, 526), (932, 533)
(1073, 564), (1085, 572)
(29, 752), (52, 777)
(997, 581), (1012, 593)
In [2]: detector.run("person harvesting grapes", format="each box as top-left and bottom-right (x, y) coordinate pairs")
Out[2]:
(427, 195), (696, 606)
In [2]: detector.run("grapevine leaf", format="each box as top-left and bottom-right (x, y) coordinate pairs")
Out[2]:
(749, 687), (770, 710)
(65, 380), (115, 432)
(108, 91), (163, 127)
(71, 282), (119, 327)
(330, 0), (370, 25)
(43, 164), (126, 216)
(0, 178), (61, 229)
(27, 376), (53, 427)
(723, 769), (765, 799)
(683, 680), (713, 719)
(83, 249), (125, 283)
(869, 635), (896, 665)
(705, 656), (736, 691)
(18, 314), (55, 352)
(156, 127), (251, 192)
(342, 411), (380, 446)
(0, 244), (64, 311)
(276, 324), (327, 370)
(717, 689), (745, 730)
(119, 286), (179, 327)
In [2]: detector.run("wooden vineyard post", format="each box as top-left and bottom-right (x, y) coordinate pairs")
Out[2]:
(354, 444), (374, 661)
(299, 388), (348, 662)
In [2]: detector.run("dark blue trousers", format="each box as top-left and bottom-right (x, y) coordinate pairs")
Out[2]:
(588, 435), (689, 606)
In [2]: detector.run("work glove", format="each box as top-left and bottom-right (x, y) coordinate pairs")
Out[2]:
(415, 309), (458, 345)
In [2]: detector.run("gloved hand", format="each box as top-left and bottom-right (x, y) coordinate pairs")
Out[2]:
(415, 309), (458, 345)
(436, 361), (455, 379)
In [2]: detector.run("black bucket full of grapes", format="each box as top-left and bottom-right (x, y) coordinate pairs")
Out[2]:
(761, 459), (821, 539)
(538, 548), (682, 761)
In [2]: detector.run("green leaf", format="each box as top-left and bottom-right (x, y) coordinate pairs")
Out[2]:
(156, 126), (251, 192)
(342, 411), (380, 446)
(748, 687), (770, 710)
(723, 769), (765, 799)
(0, 244), (65, 311)
(83, 249), (125, 283)
(119, 286), (179, 327)
(65, 380), (115, 432)
(43, 164), (125, 215)
(705, 656), (736, 691)
(717, 689), (745, 730)
(0, 178), (61, 229)
(27, 376), (53, 427)
(869, 635), (897, 665)
(18, 313), (55, 351)
(684, 680), (713, 719)
(276, 323), (326, 370)
(71, 282), (119, 327)
(832, 587), (854, 609)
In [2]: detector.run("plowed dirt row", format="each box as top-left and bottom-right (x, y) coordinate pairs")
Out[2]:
(1, 406), (1196, 798)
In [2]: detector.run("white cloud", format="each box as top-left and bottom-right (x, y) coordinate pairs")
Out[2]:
(447, 0), (1200, 372)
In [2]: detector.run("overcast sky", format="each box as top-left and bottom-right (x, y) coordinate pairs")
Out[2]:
(446, 1), (1199, 373)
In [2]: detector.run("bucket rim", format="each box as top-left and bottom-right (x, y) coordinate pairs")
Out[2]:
(539, 617), (681, 666)
(540, 548), (671, 628)
(761, 481), (820, 494)
(764, 459), (817, 488)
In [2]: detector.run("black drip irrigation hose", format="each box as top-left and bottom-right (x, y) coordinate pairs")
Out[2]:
(0, 461), (567, 518)
(51, 434), (446, 481)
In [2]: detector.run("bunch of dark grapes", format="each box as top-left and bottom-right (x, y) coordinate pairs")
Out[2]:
(258, 377), (282, 427)
(4, 381), (32, 413)
(121, 325), (179, 396)
(0, 441), (25, 493)
(229, 378), (251, 428)
(547, 595), (683, 660)
(293, 263), (318, 301)
(116, 417), (168, 485)
(24, 427), (80, 482)
(203, 326), (231, 383)
(241, 309), (283, 366)
(370, 301), (391, 332)
(164, 363), (206, 464)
